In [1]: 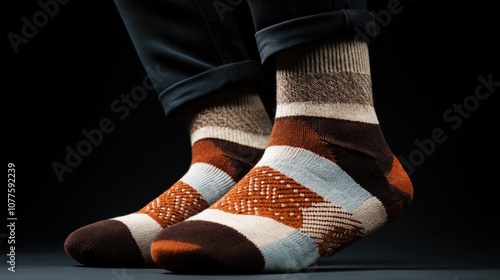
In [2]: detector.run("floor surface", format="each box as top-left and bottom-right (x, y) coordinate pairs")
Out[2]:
(2, 251), (499, 280)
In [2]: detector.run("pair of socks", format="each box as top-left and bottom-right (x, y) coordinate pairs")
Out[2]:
(64, 36), (413, 273)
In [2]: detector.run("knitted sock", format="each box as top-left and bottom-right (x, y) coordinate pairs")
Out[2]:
(150, 36), (414, 273)
(64, 84), (272, 267)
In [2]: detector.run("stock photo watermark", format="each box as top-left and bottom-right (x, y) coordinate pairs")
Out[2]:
(398, 74), (498, 175)
(51, 65), (169, 183)
(6, 163), (17, 272)
(213, 0), (244, 21)
(355, 0), (413, 44)
(111, 268), (135, 280)
(7, 0), (71, 54)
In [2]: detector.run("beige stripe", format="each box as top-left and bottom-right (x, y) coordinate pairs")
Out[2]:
(112, 213), (162, 264)
(185, 86), (272, 136)
(189, 209), (299, 248)
(189, 107), (272, 135)
(191, 126), (270, 148)
(351, 196), (388, 235)
(275, 102), (379, 124)
(300, 201), (363, 245)
(277, 72), (373, 105)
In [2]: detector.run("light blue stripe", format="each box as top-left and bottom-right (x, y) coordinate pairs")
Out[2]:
(260, 230), (319, 272)
(180, 163), (235, 204)
(257, 146), (372, 212)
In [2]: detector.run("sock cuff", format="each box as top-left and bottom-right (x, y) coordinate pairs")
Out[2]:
(186, 84), (265, 114)
(185, 83), (272, 146)
(275, 35), (375, 111)
(276, 36), (371, 76)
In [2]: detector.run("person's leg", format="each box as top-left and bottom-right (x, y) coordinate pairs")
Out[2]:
(64, 0), (272, 267)
(151, 0), (414, 273)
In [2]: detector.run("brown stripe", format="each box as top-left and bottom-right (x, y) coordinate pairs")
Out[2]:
(271, 116), (411, 221)
(152, 220), (265, 273)
(293, 116), (393, 170)
(277, 72), (373, 106)
(268, 118), (336, 162)
(210, 138), (265, 173)
(191, 138), (263, 181)
(64, 220), (146, 267)
(191, 139), (239, 178)
(138, 182), (210, 228)
(327, 143), (410, 221)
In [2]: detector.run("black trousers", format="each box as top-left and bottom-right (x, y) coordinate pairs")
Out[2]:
(113, 0), (372, 116)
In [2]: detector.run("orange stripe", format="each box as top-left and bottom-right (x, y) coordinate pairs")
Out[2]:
(269, 118), (336, 162)
(138, 182), (209, 228)
(191, 139), (239, 179)
(151, 240), (200, 261)
(211, 166), (325, 229)
(386, 157), (414, 201)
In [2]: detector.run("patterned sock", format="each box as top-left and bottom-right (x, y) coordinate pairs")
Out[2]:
(150, 36), (414, 273)
(64, 84), (272, 267)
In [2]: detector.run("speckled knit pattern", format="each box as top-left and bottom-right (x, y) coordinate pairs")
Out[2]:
(64, 84), (272, 267)
(150, 36), (414, 273)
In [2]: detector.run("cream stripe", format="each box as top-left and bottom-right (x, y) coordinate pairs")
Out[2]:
(180, 163), (235, 205)
(188, 209), (319, 272)
(259, 232), (318, 272)
(187, 209), (319, 272)
(112, 213), (162, 264)
(275, 102), (379, 124)
(257, 146), (373, 212)
(352, 196), (388, 235)
(189, 209), (297, 247)
(190, 126), (270, 148)
(300, 201), (361, 242)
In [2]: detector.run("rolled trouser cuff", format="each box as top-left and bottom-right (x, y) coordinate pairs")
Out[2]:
(158, 60), (267, 117)
(255, 9), (374, 64)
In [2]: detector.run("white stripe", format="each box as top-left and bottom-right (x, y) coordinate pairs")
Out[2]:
(257, 146), (373, 212)
(112, 213), (162, 264)
(352, 196), (388, 235)
(190, 126), (270, 148)
(189, 209), (297, 248)
(259, 232), (318, 272)
(275, 102), (379, 124)
(180, 163), (235, 205)
(189, 209), (318, 272)
(300, 201), (358, 241)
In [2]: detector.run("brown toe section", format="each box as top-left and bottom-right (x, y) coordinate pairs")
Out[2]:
(64, 219), (147, 267)
(151, 220), (264, 274)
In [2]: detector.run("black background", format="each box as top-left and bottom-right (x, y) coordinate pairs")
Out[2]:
(4, 0), (500, 265)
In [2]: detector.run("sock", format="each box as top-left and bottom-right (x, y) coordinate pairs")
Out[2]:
(64, 84), (272, 267)
(150, 36), (414, 273)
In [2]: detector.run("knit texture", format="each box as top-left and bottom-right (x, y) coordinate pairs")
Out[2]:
(64, 84), (272, 267)
(150, 36), (414, 273)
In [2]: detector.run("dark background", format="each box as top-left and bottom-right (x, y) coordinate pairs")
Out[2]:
(4, 0), (500, 267)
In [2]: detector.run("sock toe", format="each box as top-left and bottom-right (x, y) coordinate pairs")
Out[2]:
(64, 219), (147, 267)
(151, 220), (264, 274)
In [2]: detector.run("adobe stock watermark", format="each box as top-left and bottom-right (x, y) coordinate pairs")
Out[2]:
(281, 260), (321, 280)
(111, 268), (135, 280)
(398, 74), (498, 175)
(7, 0), (71, 54)
(51, 65), (169, 183)
(213, 0), (244, 21)
(355, 0), (413, 44)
